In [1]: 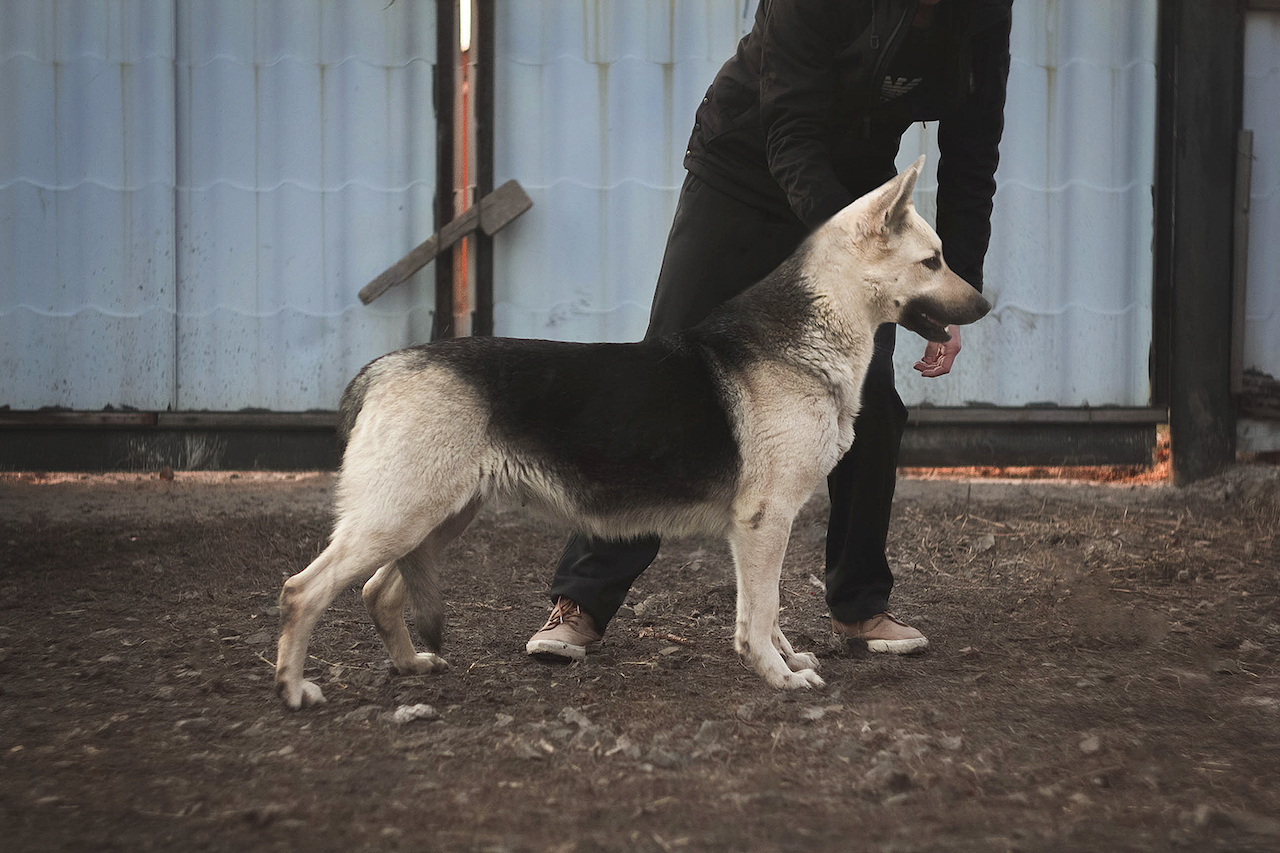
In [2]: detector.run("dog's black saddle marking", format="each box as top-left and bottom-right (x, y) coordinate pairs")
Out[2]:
(410, 336), (740, 509)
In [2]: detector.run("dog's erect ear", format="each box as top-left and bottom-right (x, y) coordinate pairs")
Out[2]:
(872, 155), (924, 236)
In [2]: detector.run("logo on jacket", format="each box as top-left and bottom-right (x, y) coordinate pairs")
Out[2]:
(880, 76), (923, 102)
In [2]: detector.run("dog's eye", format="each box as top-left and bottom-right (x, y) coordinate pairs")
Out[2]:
(922, 253), (942, 271)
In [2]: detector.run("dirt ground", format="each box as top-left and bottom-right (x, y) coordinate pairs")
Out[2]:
(1, 464), (1278, 853)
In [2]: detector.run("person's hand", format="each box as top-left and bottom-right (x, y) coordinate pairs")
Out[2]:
(913, 326), (961, 377)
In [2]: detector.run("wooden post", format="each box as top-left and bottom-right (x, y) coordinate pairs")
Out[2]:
(1231, 129), (1253, 397)
(475, 0), (496, 336)
(433, 0), (456, 340)
(1161, 0), (1245, 484)
(453, 0), (474, 336)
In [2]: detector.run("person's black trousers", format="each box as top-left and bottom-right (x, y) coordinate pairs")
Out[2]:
(548, 173), (908, 630)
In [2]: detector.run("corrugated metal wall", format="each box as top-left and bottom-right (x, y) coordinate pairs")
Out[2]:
(5, 1), (1164, 412)
(2, 0), (178, 410)
(1244, 10), (1280, 378)
(895, 0), (1156, 407)
(493, 0), (1158, 407)
(1, 0), (437, 411)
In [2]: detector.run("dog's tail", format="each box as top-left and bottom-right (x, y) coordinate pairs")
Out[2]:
(337, 365), (375, 450)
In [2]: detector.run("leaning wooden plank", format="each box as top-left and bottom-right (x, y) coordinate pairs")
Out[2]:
(358, 206), (480, 305)
(359, 180), (533, 305)
(479, 179), (533, 235)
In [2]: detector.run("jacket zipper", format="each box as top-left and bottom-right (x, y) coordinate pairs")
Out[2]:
(864, 1), (916, 138)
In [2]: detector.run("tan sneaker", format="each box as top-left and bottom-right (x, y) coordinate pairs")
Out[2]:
(526, 597), (602, 662)
(832, 613), (928, 654)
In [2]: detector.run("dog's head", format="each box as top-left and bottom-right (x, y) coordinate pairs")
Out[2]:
(826, 156), (991, 343)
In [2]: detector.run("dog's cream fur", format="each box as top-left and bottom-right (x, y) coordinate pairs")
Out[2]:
(274, 157), (990, 708)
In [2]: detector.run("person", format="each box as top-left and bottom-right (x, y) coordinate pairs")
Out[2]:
(527, 0), (1012, 661)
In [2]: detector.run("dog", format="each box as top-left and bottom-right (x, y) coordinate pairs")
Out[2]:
(274, 156), (990, 709)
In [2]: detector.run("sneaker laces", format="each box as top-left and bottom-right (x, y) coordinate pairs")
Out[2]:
(540, 597), (584, 631)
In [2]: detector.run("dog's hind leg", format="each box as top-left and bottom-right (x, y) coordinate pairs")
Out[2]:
(362, 501), (479, 675)
(729, 518), (825, 690)
(276, 512), (441, 710)
(362, 564), (443, 675)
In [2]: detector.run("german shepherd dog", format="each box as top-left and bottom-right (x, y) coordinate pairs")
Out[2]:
(275, 157), (990, 709)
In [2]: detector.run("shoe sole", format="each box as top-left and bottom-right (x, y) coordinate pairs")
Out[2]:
(865, 636), (929, 655)
(525, 638), (589, 662)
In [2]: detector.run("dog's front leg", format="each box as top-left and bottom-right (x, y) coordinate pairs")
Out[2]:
(728, 518), (824, 690)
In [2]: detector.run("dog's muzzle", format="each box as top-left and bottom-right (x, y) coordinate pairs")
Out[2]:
(899, 293), (991, 342)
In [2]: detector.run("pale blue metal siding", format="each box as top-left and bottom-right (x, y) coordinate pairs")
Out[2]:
(5, 1), (1167, 412)
(1, 0), (438, 411)
(172, 0), (438, 409)
(1, 0), (178, 409)
(1244, 11), (1280, 380)
(893, 0), (1157, 406)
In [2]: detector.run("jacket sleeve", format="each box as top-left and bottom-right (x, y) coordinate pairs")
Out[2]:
(757, 0), (858, 228)
(935, 9), (1012, 292)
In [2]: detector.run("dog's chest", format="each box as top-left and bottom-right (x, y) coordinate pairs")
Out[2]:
(732, 363), (850, 482)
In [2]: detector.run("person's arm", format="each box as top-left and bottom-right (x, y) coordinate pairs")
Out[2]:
(917, 7), (1011, 378)
(757, 0), (856, 228)
(934, 7), (1012, 292)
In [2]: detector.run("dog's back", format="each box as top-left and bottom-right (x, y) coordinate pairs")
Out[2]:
(339, 334), (750, 540)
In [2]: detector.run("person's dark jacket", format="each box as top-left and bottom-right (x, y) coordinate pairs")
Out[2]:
(685, 0), (1013, 291)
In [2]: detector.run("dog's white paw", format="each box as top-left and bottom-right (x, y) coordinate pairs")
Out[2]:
(278, 679), (327, 711)
(754, 657), (825, 690)
(784, 650), (820, 672)
(778, 668), (825, 690)
(393, 652), (450, 675)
